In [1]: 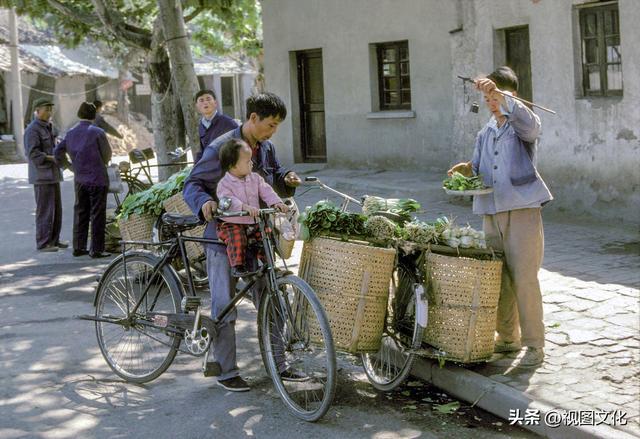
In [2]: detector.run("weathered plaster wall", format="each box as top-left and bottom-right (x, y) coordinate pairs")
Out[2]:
(263, 0), (457, 171)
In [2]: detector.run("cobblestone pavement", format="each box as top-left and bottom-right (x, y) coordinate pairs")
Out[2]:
(291, 167), (639, 437)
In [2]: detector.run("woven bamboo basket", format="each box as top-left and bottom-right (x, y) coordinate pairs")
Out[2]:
(299, 237), (396, 354)
(423, 252), (503, 363)
(162, 193), (205, 260)
(117, 213), (155, 245)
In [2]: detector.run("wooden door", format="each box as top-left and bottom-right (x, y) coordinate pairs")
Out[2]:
(220, 76), (236, 119)
(297, 49), (326, 162)
(505, 26), (533, 103)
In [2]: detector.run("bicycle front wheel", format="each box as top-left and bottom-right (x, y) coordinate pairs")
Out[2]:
(361, 263), (425, 391)
(95, 252), (184, 383)
(258, 275), (336, 422)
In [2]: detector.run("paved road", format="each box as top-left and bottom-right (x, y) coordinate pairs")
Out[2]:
(0, 166), (536, 439)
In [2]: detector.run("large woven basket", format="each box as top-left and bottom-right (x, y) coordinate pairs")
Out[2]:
(423, 252), (502, 363)
(117, 213), (155, 245)
(162, 193), (205, 261)
(299, 237), (396, 354)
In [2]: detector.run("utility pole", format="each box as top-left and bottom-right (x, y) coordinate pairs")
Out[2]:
(8, 7), (25, 159)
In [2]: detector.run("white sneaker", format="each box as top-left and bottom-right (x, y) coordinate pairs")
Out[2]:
(515, 347), (544, 368)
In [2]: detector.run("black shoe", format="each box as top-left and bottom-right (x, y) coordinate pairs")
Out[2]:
(73, 249), (89, 257)
(280, 368), (311, 382)
(56, 240), (70, 249)
(38, 245), (59, 253)
(217, 376), (250, 392)
(203, 361), (222, 377)
(90, 252), (111, 259)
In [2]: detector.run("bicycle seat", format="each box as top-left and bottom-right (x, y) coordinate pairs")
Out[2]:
(161, 213), (201, 231)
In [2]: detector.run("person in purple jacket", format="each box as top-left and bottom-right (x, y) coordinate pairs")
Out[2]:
(194, 89), (238, 163)
(54, 102), (112, 259)
(216, 139), (288, 277)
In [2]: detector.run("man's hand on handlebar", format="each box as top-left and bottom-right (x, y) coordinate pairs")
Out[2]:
(284, 172), (301, 187)
(273, 202), (289, 213)
(202, 200), (218, 222)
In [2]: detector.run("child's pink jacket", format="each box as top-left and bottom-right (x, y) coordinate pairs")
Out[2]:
(216, 172), (282, 224)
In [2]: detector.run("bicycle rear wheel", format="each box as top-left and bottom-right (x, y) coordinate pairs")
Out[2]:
(361, 263), (425, 391)
(95, 252), (184, 383)
(258, 275), (336, 422)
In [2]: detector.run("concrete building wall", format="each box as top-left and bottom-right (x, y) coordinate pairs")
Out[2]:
(263, 0), (458, 171)
(263, 0), (640, 222)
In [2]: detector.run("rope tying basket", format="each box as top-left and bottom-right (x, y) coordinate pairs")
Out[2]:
(423, 252), (503, 363)
(162, 193), (205, 260)
(299, 237), (396, 354)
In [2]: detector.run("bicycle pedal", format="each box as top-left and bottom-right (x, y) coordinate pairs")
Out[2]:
(181, 296), (202, 312)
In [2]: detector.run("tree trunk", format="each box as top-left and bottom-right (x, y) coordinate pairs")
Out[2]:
(156, 0), (200, 159)
(148, 25), (178, 182)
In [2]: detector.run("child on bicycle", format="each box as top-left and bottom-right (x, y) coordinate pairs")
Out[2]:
(216, 138), (288, 277)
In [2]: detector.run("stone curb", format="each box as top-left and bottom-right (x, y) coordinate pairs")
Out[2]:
(411, 357), (637, 439)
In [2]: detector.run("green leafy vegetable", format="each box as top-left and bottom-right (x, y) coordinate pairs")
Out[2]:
(362, 196), (421, 223)
(443, 172), (485, 191)
(299, 201), (367, 240)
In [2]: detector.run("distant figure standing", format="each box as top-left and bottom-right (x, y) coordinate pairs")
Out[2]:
(24, 98), (66, 252)
(194, 89), (238, 163)
(92, 100), (123, 139)
(55, 102), (112, 259)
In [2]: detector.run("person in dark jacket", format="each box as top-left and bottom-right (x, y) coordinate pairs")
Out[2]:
(92, 100), (123, 139)
(24, 97), (66, 252)
(183, 92), (302, 391)
(55, 102), (112, 258)
(194, 89), (238, 163)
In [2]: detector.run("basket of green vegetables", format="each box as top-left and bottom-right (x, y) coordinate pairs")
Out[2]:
(443, 172), (493, 196)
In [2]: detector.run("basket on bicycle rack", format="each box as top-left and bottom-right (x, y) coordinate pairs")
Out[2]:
(118, 212), (155, 245)
(422, 250), (503, 363)
(162, 193), (205, 260)
(298, 236), (396, 354)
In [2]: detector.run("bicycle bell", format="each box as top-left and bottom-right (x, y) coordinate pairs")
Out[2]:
(218, 196), (232, 211)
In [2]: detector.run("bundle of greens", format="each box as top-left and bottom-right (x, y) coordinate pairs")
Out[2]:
(362, 196), (421, 223)
(404, 220), (438, 246)
(364, 215), (400, 243)
(443, 172), (485, 191)
(299, 200), (367, 241)
(118, 167), (192, 219)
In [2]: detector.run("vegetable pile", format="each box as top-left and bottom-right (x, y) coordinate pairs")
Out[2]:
(362, 196), (420, 223)
(443, 172), (485, 191)
(299, 201), (367, 241)
(118, 167), (192, 219)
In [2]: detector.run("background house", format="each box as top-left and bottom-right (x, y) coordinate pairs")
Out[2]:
(262, 0), (639, 223)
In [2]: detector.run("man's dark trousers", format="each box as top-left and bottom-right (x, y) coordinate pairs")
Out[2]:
(34, 183), (62, 249)
(73, 182), (108, 254)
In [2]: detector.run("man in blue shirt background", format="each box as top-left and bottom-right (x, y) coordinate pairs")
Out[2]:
(449, 66), (552, 368)
(194, 89), (238, 163)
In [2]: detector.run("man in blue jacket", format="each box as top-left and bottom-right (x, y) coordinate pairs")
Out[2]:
(183, 92), (301, 391)
(194, 89), (238, 163)
(55, 102), (112, 258)
(24, 98), (66, 252)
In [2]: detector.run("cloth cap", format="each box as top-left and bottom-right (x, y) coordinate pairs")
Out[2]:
(33, 97), (54, 109)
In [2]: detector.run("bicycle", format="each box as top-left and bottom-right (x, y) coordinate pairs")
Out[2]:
(301, 176), (427, 390)
(80, 202), (337, 422)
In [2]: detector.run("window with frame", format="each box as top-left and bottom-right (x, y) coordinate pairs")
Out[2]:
(376, 41), (411, 110)
(579, 1), (622, 96)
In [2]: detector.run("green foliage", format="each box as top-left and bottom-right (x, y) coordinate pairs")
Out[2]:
(118, 167), (191, 219)
(443, 172), (485, 191)
(299, 201), (367, 241)
(362, 196), (421, 224)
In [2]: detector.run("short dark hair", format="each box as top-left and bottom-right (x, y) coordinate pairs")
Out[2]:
(195, 89), (217, 102)
(219, 139), (249, 172)
(77, 102), (97, 120)
(93, 100), (103, 110)
(488, 66), (519, 92)
(245, 92), (287, 121)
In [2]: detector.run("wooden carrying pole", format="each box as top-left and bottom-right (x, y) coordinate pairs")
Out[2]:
(457, 75), (557, 115)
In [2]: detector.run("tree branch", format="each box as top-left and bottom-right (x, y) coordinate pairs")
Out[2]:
(184, 7), (203, 23)
(46, 0), (101, 26)
(90, 0), (153, 50)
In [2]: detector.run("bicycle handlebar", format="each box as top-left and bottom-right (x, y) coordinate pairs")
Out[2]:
(215, 207), (279, 218)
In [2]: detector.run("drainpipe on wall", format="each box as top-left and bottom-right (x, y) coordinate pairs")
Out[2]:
(8, 7), (25, 159)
